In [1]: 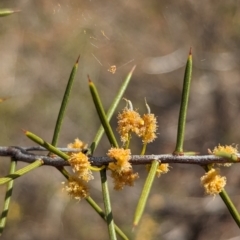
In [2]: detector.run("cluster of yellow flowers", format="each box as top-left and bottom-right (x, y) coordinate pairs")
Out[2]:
(156, 164), (170, 177)
(62, 99), (240, 201)
(68, 152), (93, 182)
(67, 138), (88, 150)
(209, 144), (238, 167)
(108, 148), (131, 172)
(200, 169), (226, 195)
(63, 138), (91, 200)
(63, 105), (238, 200)
(117, 107), (144, 143)
(201, 144), (238, 195)
(107, 148), (139, 190)
(117, 99), (158, 145)
(141, 113), (158, 144)
(109, 100), (160, 189)
(63, 100), (161, 197)
(63, 176), (89, 201)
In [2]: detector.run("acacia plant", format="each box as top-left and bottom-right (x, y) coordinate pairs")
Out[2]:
(0, 8), (240, 240)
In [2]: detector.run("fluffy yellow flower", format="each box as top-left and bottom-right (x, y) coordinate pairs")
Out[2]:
(107, 148), (132, 173)
(211, 144), (238, 155)
(200, 169), (226, 195)
(156, 164), (170, 177)
(146, 163), (170, 177)
(62, 176), (89, 200)
(140, 113), (158, 144)
(68, 152), (93, 182)
(117, 108), (144, 143)
(107, 147), (139, 190)
(209, 144), (238, 166)
(111, 169), (139, 190)
(67, 138), (88, 150)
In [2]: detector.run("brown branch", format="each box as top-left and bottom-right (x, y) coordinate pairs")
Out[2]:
(0, 146), (239, 167)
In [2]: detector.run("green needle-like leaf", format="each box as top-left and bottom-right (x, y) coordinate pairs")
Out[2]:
(90, 65), (136, 153)
(0, 9), (20, 17)
(86, 196), (129, 240)
(88, 77), (118, 148)
(0, 160), (43, 185)
(0, 159), (16, 235)
(214, 151), (238, 162)
(174, 48), (192, 154)
(140, 143), (147, 155)
(25, 130), (69, 160)
(133, 160), (159, 228)
(219, 189), (240, 227)
(100, 168), (117, 240)
(47, 56), (80, 177)
(51, 55), (80, 146)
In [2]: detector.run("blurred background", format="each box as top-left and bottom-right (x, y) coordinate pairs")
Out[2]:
(0, 0), (240, 239)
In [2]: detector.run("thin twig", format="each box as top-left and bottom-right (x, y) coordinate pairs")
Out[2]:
(0, 146), (239, 166)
